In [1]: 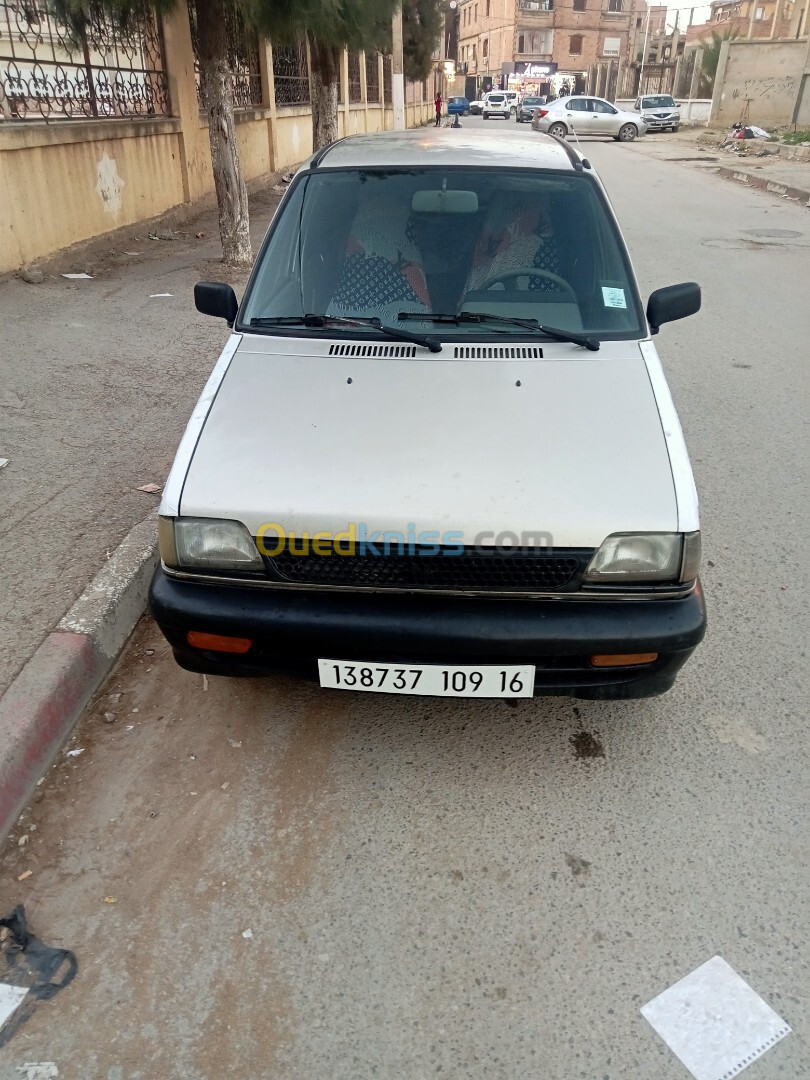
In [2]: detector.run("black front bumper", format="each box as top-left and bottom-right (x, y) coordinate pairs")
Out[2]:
(149, 570), (706, 699)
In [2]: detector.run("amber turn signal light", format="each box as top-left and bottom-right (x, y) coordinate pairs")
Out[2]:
(187, 630), (253, 654)
(590, 652), (658, 667)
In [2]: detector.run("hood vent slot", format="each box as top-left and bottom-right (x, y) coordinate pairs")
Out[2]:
(328, 343), (417, 358)
(453, 345), (544, 359)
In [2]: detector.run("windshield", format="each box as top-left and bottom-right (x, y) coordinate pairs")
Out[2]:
(523, 97), (543, 106)
(239, 166), (645, 341)
(487, 95), (504, 102)
(642, 95), (675, 108)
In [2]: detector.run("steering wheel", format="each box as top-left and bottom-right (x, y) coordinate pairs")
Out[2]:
(479, 267), (578, 303)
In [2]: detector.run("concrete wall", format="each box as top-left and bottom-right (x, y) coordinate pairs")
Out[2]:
(0, 8), (434, 273)
(710, 37), (810, 127)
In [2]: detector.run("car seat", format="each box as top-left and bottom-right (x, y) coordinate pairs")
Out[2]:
(329, 194), (430, 320)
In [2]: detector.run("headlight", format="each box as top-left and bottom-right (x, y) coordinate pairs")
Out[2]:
(584, 532), (700, 584)
(159, 516), (264, 572)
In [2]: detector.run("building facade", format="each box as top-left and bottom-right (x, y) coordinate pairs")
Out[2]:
(453, 0), (650, 98)
(685, 0), (797, 44)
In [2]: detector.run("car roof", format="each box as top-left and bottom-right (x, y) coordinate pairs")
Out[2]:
(310, 131), (582, 172)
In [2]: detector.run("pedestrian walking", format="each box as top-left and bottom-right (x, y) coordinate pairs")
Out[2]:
(434, 93), (443, 127)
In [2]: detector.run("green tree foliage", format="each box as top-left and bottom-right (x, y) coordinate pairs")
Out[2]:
(402, 0), (445, 81)
(699, 29), (738, 95)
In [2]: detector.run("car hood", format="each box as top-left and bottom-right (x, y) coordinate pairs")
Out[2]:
(179, 336), (677, 549)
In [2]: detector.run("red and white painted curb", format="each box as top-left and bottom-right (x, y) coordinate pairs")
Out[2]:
(0, 515), (157, 842)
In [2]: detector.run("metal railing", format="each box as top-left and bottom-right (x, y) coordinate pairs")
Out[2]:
(365, 50), (380, 102)
(273, 39), (309, 106)
(0, 0), (168, 120)
(348, 51), (361, 103)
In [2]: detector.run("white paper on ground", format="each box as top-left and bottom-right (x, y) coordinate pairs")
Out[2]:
(641, 955), (791, 1080)
(0, 982), (28, 1030)
(61, 273), (93, 280)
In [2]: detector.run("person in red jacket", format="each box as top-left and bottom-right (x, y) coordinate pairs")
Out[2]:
(434, 93), (443, 127)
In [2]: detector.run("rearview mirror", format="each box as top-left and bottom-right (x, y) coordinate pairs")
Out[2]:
(647, 282), (701, 334)
(195, 281), (238, 324)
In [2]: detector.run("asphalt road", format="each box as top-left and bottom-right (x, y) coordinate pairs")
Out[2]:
(1, 124), (809, 1079)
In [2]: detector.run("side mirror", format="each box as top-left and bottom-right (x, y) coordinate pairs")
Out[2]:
(647, 282), (701, 334)
(194, 281), (238, 325)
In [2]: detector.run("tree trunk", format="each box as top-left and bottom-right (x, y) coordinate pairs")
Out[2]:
(196, 0), (252, 268)
(309, 37), (340, 151)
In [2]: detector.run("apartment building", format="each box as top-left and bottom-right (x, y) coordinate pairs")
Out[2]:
(455, 0), (649, 97)
(684, 0), (796, 44)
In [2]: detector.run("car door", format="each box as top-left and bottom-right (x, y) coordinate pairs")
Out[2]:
(563, 97), (591, 134)
(589, 98), (620, 135)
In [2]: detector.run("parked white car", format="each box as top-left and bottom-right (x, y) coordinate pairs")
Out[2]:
(482, 92), (511, 119)
(633, 94), (680, 132)
(151, 130), (705, 699)
(532, 95), (647, 141)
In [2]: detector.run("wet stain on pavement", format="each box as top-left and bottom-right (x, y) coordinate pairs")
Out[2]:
(565, 853), (591, 884)
(569, 730), (605, 760)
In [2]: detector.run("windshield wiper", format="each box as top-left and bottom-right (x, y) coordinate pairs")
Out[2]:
(398, 311), (599, 352)
(249, 314), (441, 353)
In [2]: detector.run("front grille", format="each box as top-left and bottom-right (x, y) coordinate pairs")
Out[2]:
(260, 543), (592, 593)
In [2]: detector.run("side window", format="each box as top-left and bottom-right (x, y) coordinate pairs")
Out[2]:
(567, 98), (586, 111)
(634, 99), (641, 110)
(593, 99), (616, 114)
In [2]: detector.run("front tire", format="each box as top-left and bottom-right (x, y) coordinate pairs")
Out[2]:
(618, 123), (638, 142)
(548, 122), (567, 139)
(483, 112), (489, 120)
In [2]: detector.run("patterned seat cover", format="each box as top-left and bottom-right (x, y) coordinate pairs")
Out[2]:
(465, 203), (561, 294)
(329, 200), (430, 321)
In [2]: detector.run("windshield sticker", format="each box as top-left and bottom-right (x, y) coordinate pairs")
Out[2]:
(602, 286), (627, 309)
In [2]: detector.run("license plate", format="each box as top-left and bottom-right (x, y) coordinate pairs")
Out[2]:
(318, 660), (535, 697)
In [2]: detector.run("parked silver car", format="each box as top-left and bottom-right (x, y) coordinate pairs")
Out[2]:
(151, 130), (705, 699)
(532, 96), (646, 141)
(633, 94), (680, 132)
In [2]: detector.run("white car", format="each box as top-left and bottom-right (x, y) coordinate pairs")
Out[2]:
(532, 95), (647, 141)
(151, 130), (705, 699)
(633, 94), (680, 132)
(482, 92), (511, 119)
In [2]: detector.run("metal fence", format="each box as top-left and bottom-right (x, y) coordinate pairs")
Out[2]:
(273, 39), (309, 106)
(187, 0), (262, 110)
(347, 51), (361, 103)
(0, 0), (168, 120)
(383, 54), (392, 103)
(365, 50), (380, 102)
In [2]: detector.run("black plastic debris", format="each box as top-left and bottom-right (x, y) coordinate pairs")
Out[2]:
(0, 905), (77, 1047)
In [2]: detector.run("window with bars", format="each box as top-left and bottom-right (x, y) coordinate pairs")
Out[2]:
(365, 50), (380, 102)
(348, 52), (362, 102)
(569, 33), (583, 53)
(0, 0), (169, 121)
(383, 54), (392, 102)
(188, 0), (262, 109)
(272, 39), (309, 106)
(607, 0), (623, 11)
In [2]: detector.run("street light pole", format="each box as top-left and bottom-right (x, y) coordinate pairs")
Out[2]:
(638, 4), (652, 97)
(392, 6), (406, 131)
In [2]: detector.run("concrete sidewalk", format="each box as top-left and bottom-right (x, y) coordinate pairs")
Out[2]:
(0, 185), (282, 701)
(630, 128), (810, 205)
